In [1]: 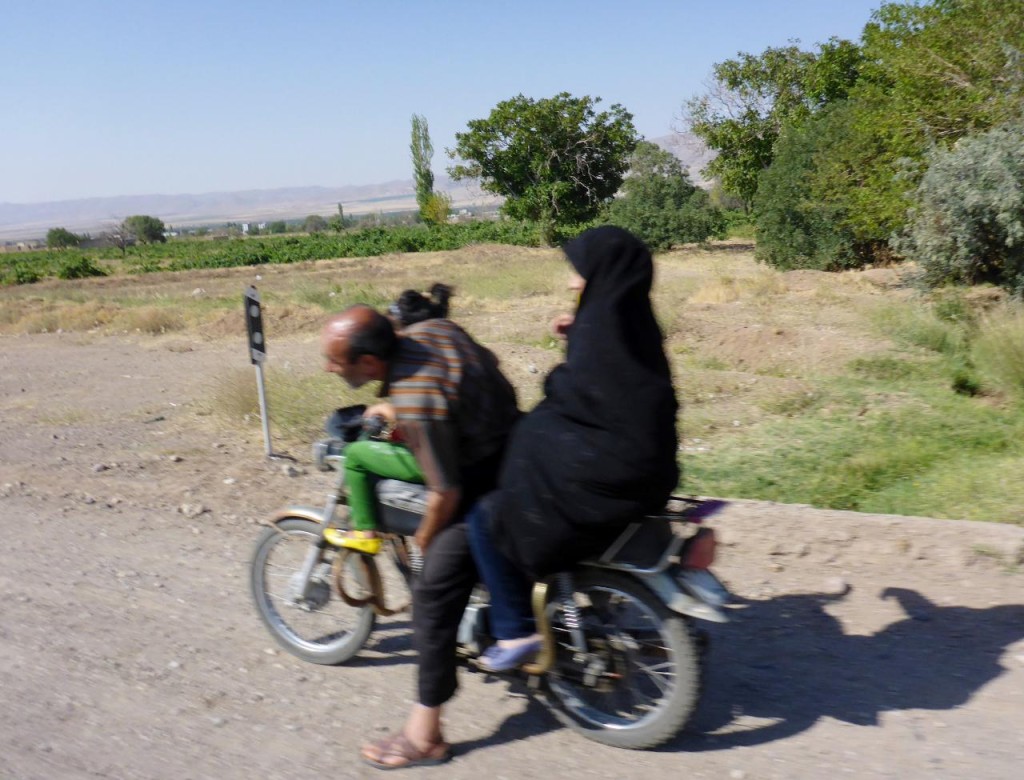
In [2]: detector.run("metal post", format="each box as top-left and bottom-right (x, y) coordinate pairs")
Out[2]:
(244, 285), (293, 462)
(254, 360), (272, 458)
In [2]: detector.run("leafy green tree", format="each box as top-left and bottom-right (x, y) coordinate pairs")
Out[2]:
(46, 227), (83, 249)
(410, 114), (435, 221)
(859, 0), (1024, 142)
(268, 220), (288, 234)
(449, 92), (639, 243)
(813, 0), (1024, 252)
(685, 38), (863, 209)
(123, 215), (167, 244)
(754, 109), (865, 270)
(896, 122), (1024, 292)
(603, 141), (726, 250)
(303, 214), (328, 234)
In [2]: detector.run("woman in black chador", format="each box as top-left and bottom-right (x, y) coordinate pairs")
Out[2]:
(469, 225), (680, 671)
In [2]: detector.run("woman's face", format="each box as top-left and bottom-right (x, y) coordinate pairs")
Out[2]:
(567, 270), (586, 296)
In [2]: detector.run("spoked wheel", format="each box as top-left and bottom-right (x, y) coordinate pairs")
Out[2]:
(250, 517), (375, 665)
(543, 571), (701, 749)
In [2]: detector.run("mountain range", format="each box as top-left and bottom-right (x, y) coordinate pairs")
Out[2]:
(0, 134), (713, 242)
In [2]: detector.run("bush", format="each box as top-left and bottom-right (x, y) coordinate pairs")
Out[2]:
(57, 255), (106, 280)
(896, 122), (1024, 294)
(12, 263), (41, 285)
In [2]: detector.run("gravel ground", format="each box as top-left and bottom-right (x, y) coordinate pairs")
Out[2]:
(1, 333), (1022, 779)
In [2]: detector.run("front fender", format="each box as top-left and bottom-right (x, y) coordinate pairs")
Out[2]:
(268, 505), (329, 527)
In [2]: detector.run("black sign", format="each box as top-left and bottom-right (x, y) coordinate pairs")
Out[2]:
(244, 286), (266, 364)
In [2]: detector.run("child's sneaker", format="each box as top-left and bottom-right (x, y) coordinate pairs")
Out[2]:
(323, 528), (382, 554)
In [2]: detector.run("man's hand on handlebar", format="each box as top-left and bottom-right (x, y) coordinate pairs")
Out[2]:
(363, 402), (396, 424)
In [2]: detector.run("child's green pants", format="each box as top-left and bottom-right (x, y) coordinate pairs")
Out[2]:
(343, 440), (424, 531)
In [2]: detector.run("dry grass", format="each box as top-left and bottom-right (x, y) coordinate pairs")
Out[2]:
(0, 240), (886, 423)
(203, 361), (378, 444)
(116, 306), (186, 334)
(687, 267), (786, 305)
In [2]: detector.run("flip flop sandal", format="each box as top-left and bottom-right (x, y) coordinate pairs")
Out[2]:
(362, 732), (453, 771)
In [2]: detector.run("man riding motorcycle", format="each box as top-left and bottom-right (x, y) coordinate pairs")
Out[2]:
(319, 304), (519, 768)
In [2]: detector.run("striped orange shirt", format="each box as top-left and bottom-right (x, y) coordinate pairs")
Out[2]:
(381, 319), (519, 490)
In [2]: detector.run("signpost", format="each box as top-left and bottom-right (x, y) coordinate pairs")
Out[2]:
(244, 286), (273, 457)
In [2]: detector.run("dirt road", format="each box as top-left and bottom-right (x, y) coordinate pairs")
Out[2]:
(2, 334), (1022, 779)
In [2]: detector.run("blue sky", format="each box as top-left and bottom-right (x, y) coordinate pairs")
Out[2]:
(2, 0), (883, 204)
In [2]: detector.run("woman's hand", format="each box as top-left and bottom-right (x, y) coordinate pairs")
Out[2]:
(551, 313), (575, 339)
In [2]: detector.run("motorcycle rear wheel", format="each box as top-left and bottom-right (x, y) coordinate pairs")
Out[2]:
(542, 571), (701, 749)
(250, 516), (375, 665)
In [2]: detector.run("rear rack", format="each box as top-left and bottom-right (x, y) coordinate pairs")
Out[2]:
(647, 497), (729, 524)
(589, 497), (728, 574)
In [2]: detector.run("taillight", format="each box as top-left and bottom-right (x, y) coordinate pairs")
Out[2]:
(683, 498), (728, 523)
(681, 527), (716, 570)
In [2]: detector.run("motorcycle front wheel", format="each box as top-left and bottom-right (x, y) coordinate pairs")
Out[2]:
(542, 571), (701, 749)
(250, 516), (375, 665)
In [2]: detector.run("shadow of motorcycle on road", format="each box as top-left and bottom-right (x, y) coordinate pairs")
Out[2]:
(668, 586), (1024, 751)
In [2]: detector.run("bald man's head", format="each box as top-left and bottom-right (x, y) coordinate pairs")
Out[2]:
(321, 305), (396, 388)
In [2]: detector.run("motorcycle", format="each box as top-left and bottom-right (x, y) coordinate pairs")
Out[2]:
(250, 406), (731, 749)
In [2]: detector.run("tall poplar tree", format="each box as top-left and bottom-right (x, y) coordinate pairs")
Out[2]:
(410, 114), (435, 221)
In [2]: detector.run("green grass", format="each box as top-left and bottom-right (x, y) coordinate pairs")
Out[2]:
(683, 369), (1024, 523)
(865, 452), (1024, 523)
(972, 304), (1024, 402)
(870, 300), (969, 357)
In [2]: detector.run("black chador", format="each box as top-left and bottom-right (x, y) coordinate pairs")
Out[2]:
(491, 226), (680, 579)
